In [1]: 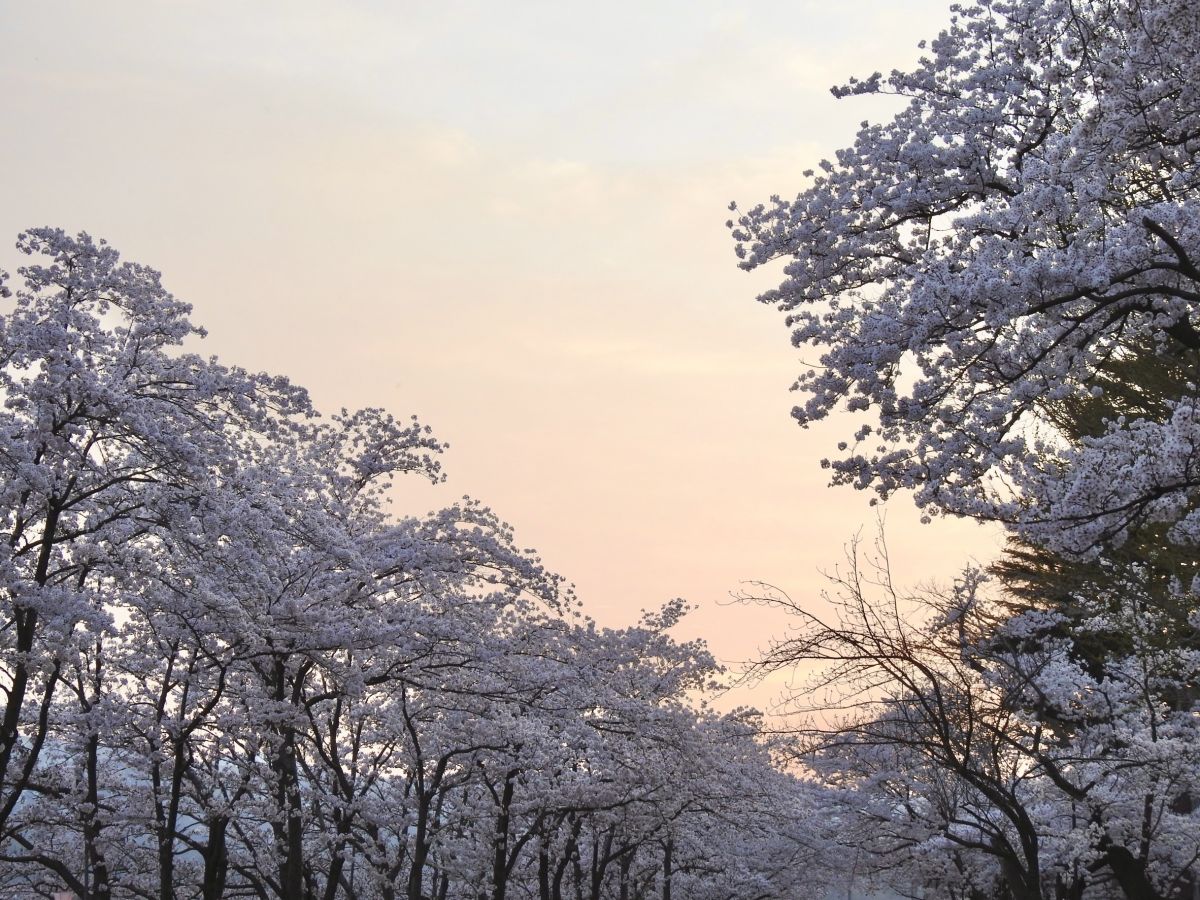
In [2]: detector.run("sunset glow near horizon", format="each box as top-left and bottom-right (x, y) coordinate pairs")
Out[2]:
(1, 0), (1002, 710)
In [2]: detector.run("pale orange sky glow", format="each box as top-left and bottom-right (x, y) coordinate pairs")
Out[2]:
(1, 1), (1002, 711)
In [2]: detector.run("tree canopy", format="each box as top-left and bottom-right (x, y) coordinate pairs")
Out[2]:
(734, 1), (1200, 898)
(0, 229), (822, 900)
(729, 0), (1200, 554)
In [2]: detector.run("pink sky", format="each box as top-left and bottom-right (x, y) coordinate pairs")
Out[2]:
(0, 0), (1002, 709)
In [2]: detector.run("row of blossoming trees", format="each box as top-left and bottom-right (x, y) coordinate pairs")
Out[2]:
(9, 1), (1200, 898)
(731, 0), (1200, 898)
(0, 229), (822, 900)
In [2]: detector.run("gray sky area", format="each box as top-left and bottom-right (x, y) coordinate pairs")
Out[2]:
(0, 1), (1002, 708)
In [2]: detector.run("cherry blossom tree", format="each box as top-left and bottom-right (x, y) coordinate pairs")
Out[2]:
(729, 0), (1200, 553)
(746, 533), (1200, 899)
(732, 4), (1200, 892)
(0, 228), (314, 898)
(0, 228), (818, 900)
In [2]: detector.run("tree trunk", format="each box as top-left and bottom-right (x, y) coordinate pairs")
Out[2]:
(490, 772), (516, 900)
(83, 733), (112, 900)
(202, 815), (230, 900)
(1103, 842), (1164, 900)
(661, 839), (672, 900)
(406, 792), (433, 900)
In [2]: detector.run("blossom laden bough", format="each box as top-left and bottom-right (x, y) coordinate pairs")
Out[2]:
(730, 0), (1200, 551)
